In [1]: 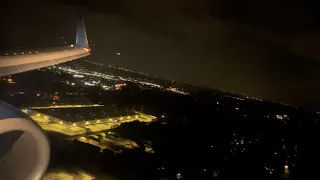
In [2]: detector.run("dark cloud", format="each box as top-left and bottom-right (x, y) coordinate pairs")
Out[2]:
(1, 0), (320, 109)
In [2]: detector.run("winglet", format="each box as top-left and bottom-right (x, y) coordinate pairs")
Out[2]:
(75, 16), (89, 48)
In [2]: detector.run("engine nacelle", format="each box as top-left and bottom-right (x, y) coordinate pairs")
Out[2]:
(0, 101), (50, 180)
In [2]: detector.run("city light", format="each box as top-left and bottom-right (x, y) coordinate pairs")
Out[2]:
(166, 87), (189, 95)
(84, 82), (94, 86)
(276, 115), (284, 120)
(24, 105), (157, 157)
(73, 74), (84, 78)
(284, 165), (289, 175)
(176, 173), (183, 179)
(56, 65), (191, 95)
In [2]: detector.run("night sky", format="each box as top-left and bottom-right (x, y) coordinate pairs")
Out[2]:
(1, 0), (320, 109)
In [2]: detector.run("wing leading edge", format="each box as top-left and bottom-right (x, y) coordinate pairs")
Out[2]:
(0, 17), (91, 77)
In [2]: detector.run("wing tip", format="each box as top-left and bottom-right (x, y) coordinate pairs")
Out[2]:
(75, 16), (89, 48)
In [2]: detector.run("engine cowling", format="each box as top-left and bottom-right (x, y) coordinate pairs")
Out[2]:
(0, 101), (50, 180)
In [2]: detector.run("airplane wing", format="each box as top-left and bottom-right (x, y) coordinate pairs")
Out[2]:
(0, 17), (91, 180)
(0, 17), (91, 77)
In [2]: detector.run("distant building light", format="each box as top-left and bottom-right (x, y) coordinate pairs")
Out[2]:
(29, 52), (32, 54)
(276, 115), (284, 120)
(70, 44), (74, 47)
(240, 139), (244, 144)
(284, 164), (289, 175)
(117, 52), (121, 55)
(176, 173), (183, 179)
